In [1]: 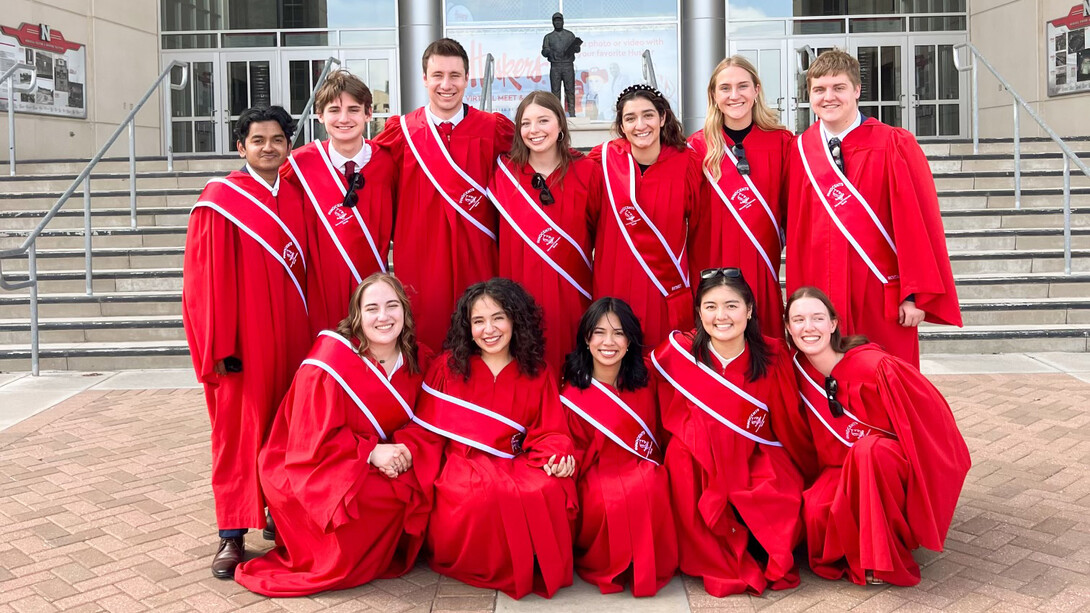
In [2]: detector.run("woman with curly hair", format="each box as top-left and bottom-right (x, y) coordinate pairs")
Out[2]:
(590, 84), (703, 350)
(398, 277), (578, 599)
(651, 268), (806, 597)
(688, 56), (792, 340)
(236, 273), (432, 596)
(490, 91), (603, 375)
(560, 297), (677, 596)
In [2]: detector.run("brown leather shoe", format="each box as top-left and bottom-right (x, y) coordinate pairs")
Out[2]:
(211, 537), (243, 579)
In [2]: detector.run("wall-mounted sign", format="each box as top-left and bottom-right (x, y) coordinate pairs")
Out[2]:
(1047, 4), (1090, 97)
(0, 22), (87, 118)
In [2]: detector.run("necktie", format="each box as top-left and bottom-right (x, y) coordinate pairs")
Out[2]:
(438, 121), (454, 147)
(343, 160), (356, 181)
(828, 137), (844, 174)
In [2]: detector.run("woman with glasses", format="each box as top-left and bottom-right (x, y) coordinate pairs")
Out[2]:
(688, 56), (792, 340)
(560, 298), (677, 596)
(591, 84), (702, 351)
(489, 91), (603, 374)
(783, 286), (970, 587)
(651, 268), (806, 597)
(235, 273), (431, 596)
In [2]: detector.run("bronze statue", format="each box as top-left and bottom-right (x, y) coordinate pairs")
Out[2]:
(541, 12), (582, 117)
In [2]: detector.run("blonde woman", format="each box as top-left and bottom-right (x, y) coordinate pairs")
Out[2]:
(688, 56), (792, 340)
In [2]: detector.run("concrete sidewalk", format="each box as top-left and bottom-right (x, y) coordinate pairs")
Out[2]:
(1, 353), (1089, 611)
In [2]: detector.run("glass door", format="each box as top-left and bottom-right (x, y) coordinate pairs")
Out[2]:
(282, 51), (332, 145)
(850, 37), (909, 129)
(790, 39), (845, 133)
(909, 35), (966, 138)
(220, 52), (279, 152)
(162, 52), (222, 154)
(731, 40), (790, 128)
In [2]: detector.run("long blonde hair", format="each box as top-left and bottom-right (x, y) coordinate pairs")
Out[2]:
(702, 56), (786, 180)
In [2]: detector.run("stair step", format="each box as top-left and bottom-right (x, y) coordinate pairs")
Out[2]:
(0, 316), (185, 344)
(0, 291), (181, 318)
(919, 324), (1090, 354)
(0, 340), (193, 371)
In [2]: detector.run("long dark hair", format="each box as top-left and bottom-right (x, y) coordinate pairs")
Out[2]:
(612, 84), (687, 151)
(692, 271), (770, 381)
(444, 277), (546, 380)
(336, 273), (420, 374)
(563, 297), (649, 391)
(508, 91), (576, 181)
(784, 286), (869, 353)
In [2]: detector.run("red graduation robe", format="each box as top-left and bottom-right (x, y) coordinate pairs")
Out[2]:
(786, 343), (970, 587)
(563, 378), (677, 597)
(396, 355), (577, 599)
(234, 346), (432, 596)
(590, 140), (702, 351)
(688, 126), (792, 340)
(181, 170), (311, 531)
(373, 107), (515, 349)
(656, 333), (804, 597)
(785, 118), (962, 367)
(281, 140), (397, 336)
(496, 155), (603, 375)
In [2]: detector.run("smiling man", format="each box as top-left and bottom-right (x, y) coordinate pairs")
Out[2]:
(373, 38), (514, 350)
(182, 106), (312, 579)
(784, 49), (961, 368)
(281, 71), (397, 335)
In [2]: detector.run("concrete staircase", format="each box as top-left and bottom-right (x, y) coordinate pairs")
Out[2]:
(1, 138), (1089, 371)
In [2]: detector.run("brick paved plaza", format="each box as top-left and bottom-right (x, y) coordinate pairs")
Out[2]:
(1, 356), (1090, 612)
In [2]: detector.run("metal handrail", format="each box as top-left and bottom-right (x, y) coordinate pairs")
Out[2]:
(641, 50), (658, 89)
(3, 62), (39, 176)
(954, 42), (1086, 275)
(0, 60), (189, 375)
(292, 57), (341, 147)
(481, 53), (495, 113)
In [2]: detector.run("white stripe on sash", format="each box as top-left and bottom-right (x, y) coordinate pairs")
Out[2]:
(792, 353), (894, 446)
(301, 357), (388, 440)
(316, 330), (415, 420)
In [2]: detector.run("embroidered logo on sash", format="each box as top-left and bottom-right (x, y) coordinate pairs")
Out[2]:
(536, 228), (562, 252)
(845, 421), (871, 442)
(327, 204), (352, 226)
(746, 408), (768, 434)
(510, 432), (525, 455)
(282, 242), (300, 268)
(827, 182), (851, 208)
(634, 431), (655, 459)
(620, 206), (640, 227)
(732, 188), (755, 210)
(460, 188), (484, 210)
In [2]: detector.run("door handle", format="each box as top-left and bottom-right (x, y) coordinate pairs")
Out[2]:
(776, 96), (785, 112)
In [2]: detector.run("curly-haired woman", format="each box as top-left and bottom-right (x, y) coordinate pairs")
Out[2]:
(397, 277), (578, 599)
(590, 84), (703, 350)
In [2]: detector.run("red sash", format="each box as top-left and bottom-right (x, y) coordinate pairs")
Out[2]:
(487, 158), (592, 299)
(288, 140), (386, 282)
(561, 381), (661, 464)
(400, 109), (496, 240)
(414, 383), (527, 458)
(797, 123), (899, 285)
(791, 352), (895, 447)
(300, 331), (416, 441)
(193, 176), (307, 313)
(601, 142), (691, 327)
(705, 145), (782, 283)
(651, 331), (781, 446)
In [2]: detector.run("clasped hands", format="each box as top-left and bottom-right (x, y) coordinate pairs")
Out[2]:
(368, 443), (412, 478)
(543, 454), (576, 478)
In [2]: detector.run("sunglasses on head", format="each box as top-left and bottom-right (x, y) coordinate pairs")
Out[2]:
(732, 144), (750, 176)
(531, 172), (555, 206)
(700, 267), (743, 280)
(824, 375), (845, 417)
(342, 171), (365, 208)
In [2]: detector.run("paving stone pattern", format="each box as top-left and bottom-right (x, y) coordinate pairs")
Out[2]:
(1, 375), (1089, 612)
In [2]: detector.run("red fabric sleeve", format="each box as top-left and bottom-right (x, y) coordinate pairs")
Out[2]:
(182, 207), (239, 384)
(493, 111), (516, 155)
(766, 343), (821, 484)
(523, 370), (576, 467)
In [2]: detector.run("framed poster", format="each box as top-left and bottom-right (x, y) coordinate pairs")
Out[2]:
(1047, 4), (1090, 96)
(0, 22), (87, 118)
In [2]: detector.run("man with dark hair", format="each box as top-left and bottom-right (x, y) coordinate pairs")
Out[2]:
(373, 37), (514, 350)
(182, 105), (312, 579)
(541, 12), (582, 117)
(785, 49), (961, 368)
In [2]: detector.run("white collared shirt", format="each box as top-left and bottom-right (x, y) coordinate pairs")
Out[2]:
(245, 163), (280, 197)
(326, 139), (372, 176)
(425, 103), (466, 128)
(709, 341), (745, 370)
(819, 112), (864, 147)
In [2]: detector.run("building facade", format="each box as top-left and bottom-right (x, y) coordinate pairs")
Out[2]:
(1, 0), (1087, 162)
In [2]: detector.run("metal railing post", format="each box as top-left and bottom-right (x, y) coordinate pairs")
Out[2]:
(28, 243), (39, 376)
(84, 177), (93, 295)
(1063, 155), (1072, 275)
(7, 77), (13, 177)
(128, 123), (137, 228)
(1012, 101), (1021, 210)
(971, 56), (979, 155)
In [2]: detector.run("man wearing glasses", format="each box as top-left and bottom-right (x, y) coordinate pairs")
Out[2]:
(785, 49), (961, 368)
(282, 70), (397, 336)
(182, 106), (312, 578)
(373, 38), (514, 350)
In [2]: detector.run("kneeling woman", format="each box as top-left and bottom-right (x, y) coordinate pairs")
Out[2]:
(561, 298), (677, 597)
(402, 277), (577, 599)
(784, 287), (970, 587)
(235, 273), (431, 596)
(652, 268), (805, 597)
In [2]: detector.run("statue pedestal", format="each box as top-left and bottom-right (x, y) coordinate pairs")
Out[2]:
(567, 117), (615, 149)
